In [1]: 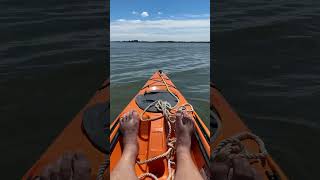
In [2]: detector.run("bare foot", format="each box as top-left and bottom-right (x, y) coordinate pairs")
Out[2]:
(110, 110), (139, 180)
(174, 111), (204, 180)
(175, 110), (194, 154)
(120, 110), (139, 157)
(211, 157), (263, 180)
(38, 152), (91, 180)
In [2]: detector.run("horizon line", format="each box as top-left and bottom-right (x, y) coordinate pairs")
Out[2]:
(111, 40), (210, 43)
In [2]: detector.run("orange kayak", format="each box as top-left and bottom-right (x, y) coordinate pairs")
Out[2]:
(23, 80), (109, 180)
(110, 70), (210, 179)
(211, 83), (287, 179)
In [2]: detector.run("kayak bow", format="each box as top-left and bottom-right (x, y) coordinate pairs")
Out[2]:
(110, 70), (210, 179)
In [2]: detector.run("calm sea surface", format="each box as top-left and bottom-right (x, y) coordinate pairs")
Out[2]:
(0, 1), (107, 179)
(213, 0), (320, 179)
(110, 42), (210, 127)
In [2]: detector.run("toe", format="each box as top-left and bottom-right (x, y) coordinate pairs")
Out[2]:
(120, 117), (125, 132)
(58, 152), (73, 180)
(121, 114), (127, 124)
(120, 118), (124, 127)
(186, 114), (194, 127)
(132, 110), (138, 119)
(40, 164), (52, 180)
(176, 111), (184, 127)
(49, 162), (60, 179)
(132, 110), (139, 125)
(40, 163), (59, 180)
(120, 116), (124, 124)
(124, 112), (129, 121)
(182, 111), (189, 125)
(128, 110), (133, 120)
(72, 152), (91, 180)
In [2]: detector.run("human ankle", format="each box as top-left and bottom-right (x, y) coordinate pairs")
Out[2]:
(176, 146), (191, 156)
(122, 148), (137, 162)
(124, 142), (138, 152)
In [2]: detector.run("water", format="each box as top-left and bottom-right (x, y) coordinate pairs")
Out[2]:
(0, 1), (107, 179)
(110, 42), (210, 127)
(213, 0), (320, 179)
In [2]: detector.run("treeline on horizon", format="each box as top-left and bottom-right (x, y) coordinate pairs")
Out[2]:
(111, 40), (209, 43)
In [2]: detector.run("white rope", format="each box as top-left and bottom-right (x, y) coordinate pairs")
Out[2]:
(96, 156), (109, 180)
(138, 172), (159, 180)
(167, 159), (175, 180)
(137, 72), (194, 180)
(212, 132), (268, 162)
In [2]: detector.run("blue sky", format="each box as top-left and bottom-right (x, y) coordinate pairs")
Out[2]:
(111, 0), (210, 41)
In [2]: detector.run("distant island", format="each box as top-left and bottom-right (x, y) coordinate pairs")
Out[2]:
(111, 40), (209, 43)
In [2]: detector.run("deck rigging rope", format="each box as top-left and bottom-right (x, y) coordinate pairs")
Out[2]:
(210, 87), (268, 163)
(137, 72), (194, 180)
(96, 156), (109, 180)
(211, 132), (268, 162)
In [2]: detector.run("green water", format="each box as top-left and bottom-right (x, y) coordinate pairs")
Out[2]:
(110, 42), (210, 127)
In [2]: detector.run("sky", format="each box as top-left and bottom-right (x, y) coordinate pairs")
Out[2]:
(110, 0), (210, 41)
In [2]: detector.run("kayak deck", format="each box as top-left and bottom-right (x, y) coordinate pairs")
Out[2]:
(23, 81), (109, 180)
(110, 71), (210, 179)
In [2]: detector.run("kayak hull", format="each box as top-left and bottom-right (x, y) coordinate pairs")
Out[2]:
(23, 81), (109, 180)
(23, 74), (287, 180)
(110, 71), (210, 179)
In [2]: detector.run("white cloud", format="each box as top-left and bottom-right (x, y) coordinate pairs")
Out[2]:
(132, 11), (137, 15)
(158, 12), (162, 15)
(117, 19), (126, 22)
(111, 19), (209, 41)
(141, 11), (149, 17)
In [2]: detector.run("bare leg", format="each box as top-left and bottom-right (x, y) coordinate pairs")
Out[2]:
(111, 110), (139, 180)
(175, 110), (203, 180)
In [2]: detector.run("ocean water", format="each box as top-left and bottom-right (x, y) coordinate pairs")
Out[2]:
(213, 0), (320, 179)
(110, 42), (210, 127)
(0, 1), (107, 179)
